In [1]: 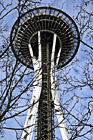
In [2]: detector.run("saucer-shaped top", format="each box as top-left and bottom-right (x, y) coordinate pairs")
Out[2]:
(10, 7), (80, 69)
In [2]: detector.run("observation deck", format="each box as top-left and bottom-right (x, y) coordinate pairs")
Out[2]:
(10, 7), (80, 69)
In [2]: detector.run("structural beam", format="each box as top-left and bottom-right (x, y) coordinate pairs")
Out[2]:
(21, 32), (42, 140)
(51, 34), (69, 140)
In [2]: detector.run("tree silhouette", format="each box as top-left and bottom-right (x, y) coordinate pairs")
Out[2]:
(0, 0), (93, 140)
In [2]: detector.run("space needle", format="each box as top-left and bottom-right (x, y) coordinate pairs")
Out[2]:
(10, 7), (80, 140)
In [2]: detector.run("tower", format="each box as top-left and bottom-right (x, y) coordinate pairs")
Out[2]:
(10, 7), (80, 140)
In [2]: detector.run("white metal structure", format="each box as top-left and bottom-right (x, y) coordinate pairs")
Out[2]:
(21, 31), (69, 140)
(11, 6), (80, 140)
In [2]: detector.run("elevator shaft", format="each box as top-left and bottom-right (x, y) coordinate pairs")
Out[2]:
(36, 43), (53, 140)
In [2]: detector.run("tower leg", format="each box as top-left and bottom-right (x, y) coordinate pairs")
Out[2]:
(51, 67), (69, 140)
(21, 31), (42, 140)
(51, 34), (69, 140)
(21, 66), (42, 140)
